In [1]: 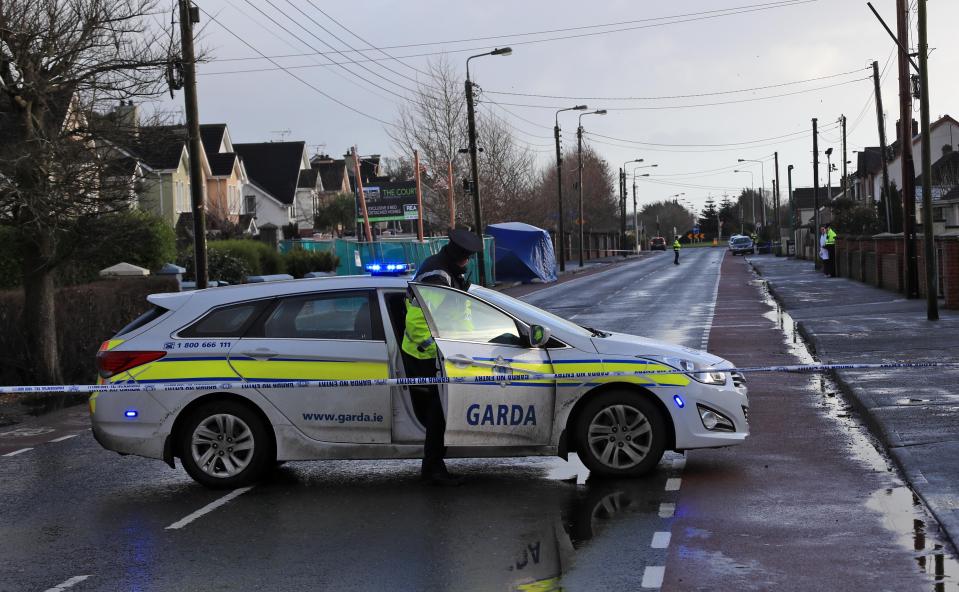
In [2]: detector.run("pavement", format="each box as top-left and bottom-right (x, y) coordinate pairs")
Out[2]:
(749, 254), (959, 551)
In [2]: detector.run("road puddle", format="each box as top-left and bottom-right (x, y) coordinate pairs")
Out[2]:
(757, 277), (959, 590)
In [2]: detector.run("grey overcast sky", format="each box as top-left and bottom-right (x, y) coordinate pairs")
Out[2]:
(168, 0), (959, 213)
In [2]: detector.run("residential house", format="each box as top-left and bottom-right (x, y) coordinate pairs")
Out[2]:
(233, 141), (312, 239)
(131, 124), (211, 227)
(199, 123), (248, 229)
(310, 153), (351, 198)
(295, 168), (324, 234)
(792, 186), (843, 228)
(915, 148), (959, 232)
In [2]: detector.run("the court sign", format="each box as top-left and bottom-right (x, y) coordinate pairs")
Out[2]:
(358, 181), (420, 222)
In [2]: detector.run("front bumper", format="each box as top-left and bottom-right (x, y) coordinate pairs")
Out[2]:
(659, 376), (749, 450)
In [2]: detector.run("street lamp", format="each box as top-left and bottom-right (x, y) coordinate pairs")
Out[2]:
(825, 147), (834, 202)
(738, 158), (767, 228)
(620, 158), (643, 253)
(554, 104), (589, 272)
(465, 46), (512, 286)
(631, 164), (657, 251)
(577, 109), (606, 267)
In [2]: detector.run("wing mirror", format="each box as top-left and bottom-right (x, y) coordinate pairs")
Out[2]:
(528, 324), (551, 348)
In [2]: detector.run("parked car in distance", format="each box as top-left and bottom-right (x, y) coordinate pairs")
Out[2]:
(650, 237), (667, 251)
(728, 235), (755, 256)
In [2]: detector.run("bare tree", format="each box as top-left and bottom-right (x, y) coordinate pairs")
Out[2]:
(0, 0), (173, 383)
(527, 146), (619, 233)
(388, 56), (536, 231)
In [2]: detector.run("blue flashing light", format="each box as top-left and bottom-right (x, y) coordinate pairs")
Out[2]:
(124, 409), (139, 418)
(673, 395), (685, 409)
(365, 262), (412, 276)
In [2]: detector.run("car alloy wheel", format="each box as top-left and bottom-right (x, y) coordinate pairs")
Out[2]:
(586, 404), (652, 470)
(191, 413), (255, 478)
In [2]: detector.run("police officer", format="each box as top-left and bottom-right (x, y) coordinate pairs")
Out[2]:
(824, 222), (837, 277)
(402, 228), (483, 486)
(673, 237), (682, 265)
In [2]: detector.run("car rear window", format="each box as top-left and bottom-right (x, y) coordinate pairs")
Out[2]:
(115, 305), (170, 337)
(731, 237), (751, 245)
(259, 292), (380, 341)
(180, 301), (267, 338)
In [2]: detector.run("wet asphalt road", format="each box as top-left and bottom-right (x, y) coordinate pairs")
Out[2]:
(0, 249), (955, 591)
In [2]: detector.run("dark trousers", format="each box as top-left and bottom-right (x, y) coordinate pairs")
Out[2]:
(674, 249), (680, 264)
(824, 244), (836, 276)
(401, 351), (446, 474)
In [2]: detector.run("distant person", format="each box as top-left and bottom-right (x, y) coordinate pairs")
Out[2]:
(673, 237), (682, 265)
(824, 222), (837, 277)
(819, 225), (830, 274)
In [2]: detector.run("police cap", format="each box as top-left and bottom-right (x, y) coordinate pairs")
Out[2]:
(447, 228), (483, 254)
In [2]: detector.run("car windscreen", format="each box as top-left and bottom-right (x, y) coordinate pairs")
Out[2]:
(731, 238), (751, 245)
(469, 286), (593, 338)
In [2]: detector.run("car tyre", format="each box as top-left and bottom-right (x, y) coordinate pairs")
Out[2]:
(574, 390), (666, 478)
(179, 400), (274, 489)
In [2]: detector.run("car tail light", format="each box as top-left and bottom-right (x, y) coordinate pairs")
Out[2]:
(96, 347), (166, 379)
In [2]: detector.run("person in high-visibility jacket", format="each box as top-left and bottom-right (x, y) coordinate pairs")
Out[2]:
(673, 237), (682, 265)
(402, 228), (482, 486)
(824, 222), (837, 277)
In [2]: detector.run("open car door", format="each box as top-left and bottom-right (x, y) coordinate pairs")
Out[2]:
(409, 283), (555, 447)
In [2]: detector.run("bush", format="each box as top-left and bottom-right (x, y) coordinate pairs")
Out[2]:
(0, 276), (179, 387)
(282, 247), (338, 278)
(0, 211), (176, 288)
(210, 239), (285, 276)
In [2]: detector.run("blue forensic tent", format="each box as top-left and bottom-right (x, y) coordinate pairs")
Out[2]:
(485, 222), (557, 283)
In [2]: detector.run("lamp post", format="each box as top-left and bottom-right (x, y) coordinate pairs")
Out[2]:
(738, 158), (766, 228)
(577, 109), (606, 267)
(631, 164), (657, 251)
(733, 169), (755, 230)
(465, 46), (512, 286)
(825, 148), (834, 205)
(555, 104), (589, 272)
(787, 164), (795, 253)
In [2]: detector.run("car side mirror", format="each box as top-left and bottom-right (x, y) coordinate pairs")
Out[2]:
(528, 324), (551, 348)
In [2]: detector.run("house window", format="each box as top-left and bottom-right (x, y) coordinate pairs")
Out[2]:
(289, 205), (295, 219)
(934, 207), (945, 222)
(245, 195), (256, 215)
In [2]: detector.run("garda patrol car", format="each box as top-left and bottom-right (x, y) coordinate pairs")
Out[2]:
(91, 275), (749, 488)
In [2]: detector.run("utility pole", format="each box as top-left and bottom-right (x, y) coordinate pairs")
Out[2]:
(896, 0), (919, 298)
(774, 151), (782, 237)
(178, 0), (208, 289)
(464, 74), (487, 285)
(813, 118), (821, 269)
(873, 60), (893, 232)
(787, 164), (795, 253)
(917, 0), (938, 320)
(840, 114), (848, 198)
(619, 168), (626, 250)
(632, 177), (638, 251)
(577, 125), (585, 267)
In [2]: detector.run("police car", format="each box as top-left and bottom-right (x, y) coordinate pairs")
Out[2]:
(91, 275), (749, 488)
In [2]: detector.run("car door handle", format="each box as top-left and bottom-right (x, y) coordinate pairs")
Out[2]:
(446, 354), (474, 368)
(241, 348), (279, 360)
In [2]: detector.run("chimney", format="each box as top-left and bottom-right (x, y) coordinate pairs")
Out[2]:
(113, 100), (139, 137)
(943, 144), (953, 157)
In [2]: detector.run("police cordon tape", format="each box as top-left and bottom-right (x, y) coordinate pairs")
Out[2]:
(1, 361), (956, 395)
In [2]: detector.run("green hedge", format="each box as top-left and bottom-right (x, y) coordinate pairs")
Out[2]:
(211, 239), (285, 276)
(0, 211), (176, 289)
(283, 247), (338, 278)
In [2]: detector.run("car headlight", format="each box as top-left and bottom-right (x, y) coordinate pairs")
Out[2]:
(660, 357), (727, 385)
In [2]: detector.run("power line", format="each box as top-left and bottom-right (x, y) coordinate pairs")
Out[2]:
(207, 0), (817, 66)
(584, 122), (839, 148)
(484, 67), (867, 101)
(489, 77), (871, 111)
(584, 124), (838, 154)
(198, 7), (396, 127)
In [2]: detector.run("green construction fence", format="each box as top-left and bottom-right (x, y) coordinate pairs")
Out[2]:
(279, 236), (496, 285)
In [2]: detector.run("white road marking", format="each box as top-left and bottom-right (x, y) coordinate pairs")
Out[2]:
(641, 566), (665, 589)
(48, 434), (78, 443)
(43, 574), (91, 592)
(665, 477), (682, 491)
(165, 486), (254, 530)
(700, 250), (725, 350)
(3, 447), (32, 457)
(659, 503), (676, 518)
(651, 531), (672, 549)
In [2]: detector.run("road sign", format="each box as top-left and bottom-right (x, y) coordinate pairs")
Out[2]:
(358, 181), (419, 222)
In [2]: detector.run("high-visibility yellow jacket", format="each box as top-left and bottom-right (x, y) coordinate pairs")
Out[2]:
(673, 240), (682, 251)
(825, 228), (837, 245)
(402, 250), (472, 360)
